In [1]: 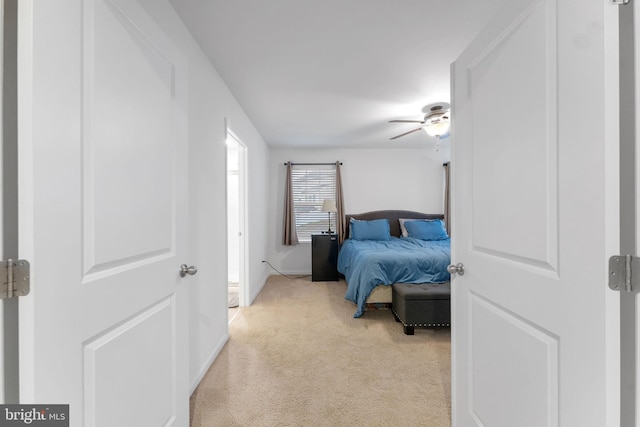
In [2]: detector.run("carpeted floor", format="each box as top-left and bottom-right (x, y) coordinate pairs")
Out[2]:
(190, 275), (451, 426)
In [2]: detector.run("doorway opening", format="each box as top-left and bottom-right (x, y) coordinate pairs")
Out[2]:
(226, 131), (246, 323)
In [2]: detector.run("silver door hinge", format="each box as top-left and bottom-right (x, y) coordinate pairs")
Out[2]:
(1, 259), (30, 299)
(609, 255), (639, 292)
(609, 0), (630, 5)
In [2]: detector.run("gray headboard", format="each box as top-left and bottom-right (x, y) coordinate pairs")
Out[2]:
(344, 210), (444, 239)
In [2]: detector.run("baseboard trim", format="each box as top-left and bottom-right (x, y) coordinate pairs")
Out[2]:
(262, 270), (312, 279)
(269, 270), (311, 276)
(248, 272), (270, 305)
(190, 332), (229, 395)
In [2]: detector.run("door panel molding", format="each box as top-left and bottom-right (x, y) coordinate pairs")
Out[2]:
(469, 292), (559, 427)
(83, 297), (176, 427)
(82, 0), (177, 280)
(468, 0), (558, 272)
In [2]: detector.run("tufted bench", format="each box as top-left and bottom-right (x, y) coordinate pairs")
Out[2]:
(391, 282), (451, 335)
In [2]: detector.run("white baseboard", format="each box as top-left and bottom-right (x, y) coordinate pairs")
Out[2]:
(248, 272), (270, 305)
(190, 332), (229, 395)
(267, 270), (311, 276)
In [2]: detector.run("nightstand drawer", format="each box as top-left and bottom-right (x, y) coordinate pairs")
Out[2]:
(311, 234), (339, 281)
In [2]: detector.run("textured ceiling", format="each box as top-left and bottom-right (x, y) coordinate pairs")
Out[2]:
(169, 0), (506, 149)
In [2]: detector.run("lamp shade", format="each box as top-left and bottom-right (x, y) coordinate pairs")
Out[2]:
(423, 121), (450, 137)
(321, 199), (338, 213)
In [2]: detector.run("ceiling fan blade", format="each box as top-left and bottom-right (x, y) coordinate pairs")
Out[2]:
(389, 120), (424, 124)
(390, 127), (422, 140)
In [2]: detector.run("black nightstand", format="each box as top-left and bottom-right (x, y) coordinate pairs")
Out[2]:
(311, 234), (339, 281)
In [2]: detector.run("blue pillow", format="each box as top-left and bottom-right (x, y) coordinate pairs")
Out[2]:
(350, 219), (391, 241)
(404, 219), (449, 240)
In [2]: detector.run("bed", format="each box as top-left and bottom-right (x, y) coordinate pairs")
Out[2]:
(337, 210), (451, 318)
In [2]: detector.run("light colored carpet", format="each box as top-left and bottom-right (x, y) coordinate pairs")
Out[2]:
(190, 275), (451, 426)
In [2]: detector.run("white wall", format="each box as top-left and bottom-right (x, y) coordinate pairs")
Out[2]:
(267, 146), (450, 274)
(137, 0), (271, 393)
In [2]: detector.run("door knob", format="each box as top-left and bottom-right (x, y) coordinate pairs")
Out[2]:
(447, 262), (465, 276)
(179, 264), (198, 277)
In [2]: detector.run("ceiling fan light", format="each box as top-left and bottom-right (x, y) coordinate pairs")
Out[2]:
(423, 121), (450, 137)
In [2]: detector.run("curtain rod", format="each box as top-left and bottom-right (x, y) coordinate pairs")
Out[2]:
(284, 162), (343, 166)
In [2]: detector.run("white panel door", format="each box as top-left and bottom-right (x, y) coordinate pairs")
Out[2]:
(451, 0), (619, 426)
(0, 0), (4, 405)
(18, 1), (189, 426)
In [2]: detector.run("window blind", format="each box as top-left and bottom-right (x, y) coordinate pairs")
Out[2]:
(291, 165), (336, 242)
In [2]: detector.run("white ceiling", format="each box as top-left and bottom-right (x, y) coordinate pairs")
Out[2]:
(169, 0), (506, 149)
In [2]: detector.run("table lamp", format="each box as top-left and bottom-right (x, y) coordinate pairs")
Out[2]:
(321, 199), (337, 234)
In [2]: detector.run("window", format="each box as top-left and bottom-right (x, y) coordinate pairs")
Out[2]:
(291, 165), (336, 242)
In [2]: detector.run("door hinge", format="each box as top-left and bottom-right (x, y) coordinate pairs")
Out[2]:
(609, 0), (630, 5)
(609, 255), (639, 292)
(1, 259), (30, 299)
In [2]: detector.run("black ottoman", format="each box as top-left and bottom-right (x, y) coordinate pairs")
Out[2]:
(391, 282), (451, 335)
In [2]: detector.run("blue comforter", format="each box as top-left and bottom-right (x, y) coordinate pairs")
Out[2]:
(338, 237), (451, 318)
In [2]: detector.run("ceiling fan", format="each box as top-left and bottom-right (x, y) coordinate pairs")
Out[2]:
(389, 102), (451, 144)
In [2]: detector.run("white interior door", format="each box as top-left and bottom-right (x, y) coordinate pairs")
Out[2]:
(0, 0), (5, 405)
(226, 130), (246, 309)
(17, 1), (189, 426)
(226, 135), (240, 285)
(451, 0), (619, 426)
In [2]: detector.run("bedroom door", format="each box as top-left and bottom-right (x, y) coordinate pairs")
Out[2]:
(17, 1), (189, 426)
(226, 130), (246, 310)
(451, 0), (619, 426)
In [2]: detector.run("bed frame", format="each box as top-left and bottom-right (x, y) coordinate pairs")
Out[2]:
(343, 210), (445, 304)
